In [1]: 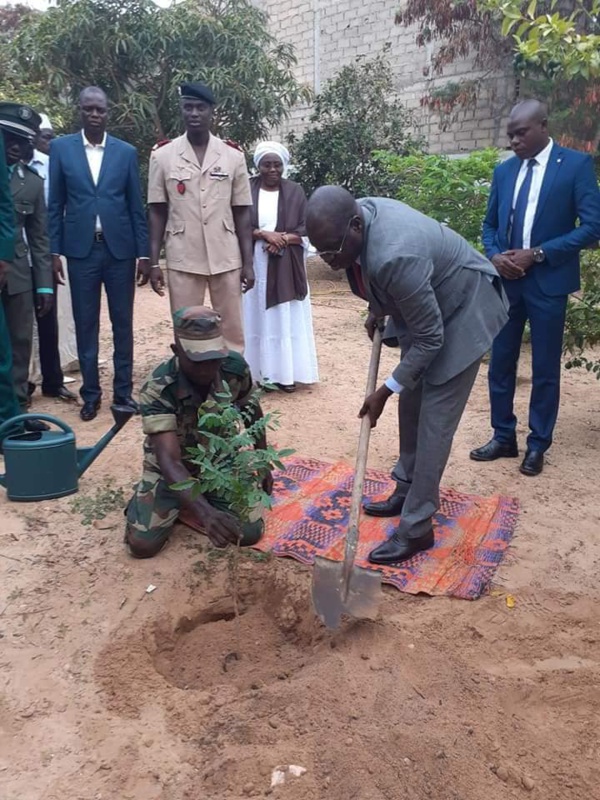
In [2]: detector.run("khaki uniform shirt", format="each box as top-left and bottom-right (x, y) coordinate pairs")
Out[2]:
(148, 133), (252, 276)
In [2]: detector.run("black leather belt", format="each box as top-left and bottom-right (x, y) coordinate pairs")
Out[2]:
(93, 231), (105, 242)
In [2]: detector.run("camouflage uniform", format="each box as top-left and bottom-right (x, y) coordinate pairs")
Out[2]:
(125, 350), (259, 556)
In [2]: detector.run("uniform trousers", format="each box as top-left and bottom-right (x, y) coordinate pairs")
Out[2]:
(125, 462), (262, 558)
(35, 278), (65, 395)
(167, 268), (244, 353)
(390, 357), (482, 539)
(0, 296), (20, 425)
(1, 289), (33, 411)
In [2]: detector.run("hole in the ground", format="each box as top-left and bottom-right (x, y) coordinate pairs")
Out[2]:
(153, 567), (321, 692)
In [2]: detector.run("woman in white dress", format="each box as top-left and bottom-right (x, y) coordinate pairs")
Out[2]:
(242, 142), (319, 393)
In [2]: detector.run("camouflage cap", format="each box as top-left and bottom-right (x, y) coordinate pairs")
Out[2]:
(173, 306), (229, 362)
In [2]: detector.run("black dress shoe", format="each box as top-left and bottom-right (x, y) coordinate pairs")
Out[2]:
(363, 483), (406, 517)
(27, 381), (36, 398)
(80, 400), (101, 421)
(368, 529), (435, 565)
(114, 396), (140, 413)
(520, 449), (544, 476)
(470, 438), (519, 462)
(43, 386), (77, 402)
(275, 383), (296, 394)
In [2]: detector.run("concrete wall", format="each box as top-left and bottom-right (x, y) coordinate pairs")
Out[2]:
(254, 0), (516, 153)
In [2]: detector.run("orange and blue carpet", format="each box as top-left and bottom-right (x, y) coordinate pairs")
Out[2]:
(254, 456), (519, 600)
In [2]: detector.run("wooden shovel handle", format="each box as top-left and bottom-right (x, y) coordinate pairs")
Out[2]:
(342, 328), (383, 579)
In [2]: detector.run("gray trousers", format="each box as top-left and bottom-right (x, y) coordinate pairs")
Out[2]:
(391, 357), (482, 539)
(1, 289), (33, 411)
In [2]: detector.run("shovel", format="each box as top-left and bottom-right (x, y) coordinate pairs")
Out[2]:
(311, 328), (384, 629)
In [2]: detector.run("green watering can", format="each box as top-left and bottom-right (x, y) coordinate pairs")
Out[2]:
(0, 404), (136, 502)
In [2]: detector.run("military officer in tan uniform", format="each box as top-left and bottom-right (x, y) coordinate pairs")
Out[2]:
(144, 82), (254, 353)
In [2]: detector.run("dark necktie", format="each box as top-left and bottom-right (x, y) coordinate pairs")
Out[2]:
(510, 158), (537, 250)
(346, 262), (368, 300)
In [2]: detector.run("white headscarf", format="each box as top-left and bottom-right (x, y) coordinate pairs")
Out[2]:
(39, 113), (53, 131)
(253, 141), (290, 176)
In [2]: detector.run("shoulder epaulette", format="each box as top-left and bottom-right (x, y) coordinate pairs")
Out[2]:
(23, 163), (42, 179)
(152, 139), (171, 152)
(225, 139), (243, 153)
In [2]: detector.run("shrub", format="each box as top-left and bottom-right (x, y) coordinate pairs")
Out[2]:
(288, 55), (424, 197)
(564, 250), (600, 380)
(374, 148), (500, 249)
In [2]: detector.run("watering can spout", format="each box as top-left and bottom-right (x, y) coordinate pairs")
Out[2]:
(77, 404), (136, 476)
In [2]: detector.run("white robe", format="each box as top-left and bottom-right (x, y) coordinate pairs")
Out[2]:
(242, 188), (319, 386)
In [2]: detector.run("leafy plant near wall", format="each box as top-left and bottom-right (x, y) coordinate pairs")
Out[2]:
(374, 148), (500, 248)
(564, 250), (600, 380)
(396, 0), (600, 152)
(288, 55), (425, 198)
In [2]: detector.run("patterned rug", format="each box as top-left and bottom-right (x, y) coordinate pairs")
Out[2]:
(254, 456), (519, 600)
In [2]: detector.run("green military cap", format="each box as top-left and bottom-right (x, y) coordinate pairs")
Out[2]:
(173, 306), (229, 361)
(0, 102), (42, 141)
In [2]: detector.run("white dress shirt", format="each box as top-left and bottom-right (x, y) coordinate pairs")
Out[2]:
(82, 130), (106, 232)
(511, 138), (553, 250)
(29, 149), (49, 204)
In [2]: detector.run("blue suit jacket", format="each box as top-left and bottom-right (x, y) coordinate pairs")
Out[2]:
(482, 144), (600, 296)
(48, 132), (149, 261)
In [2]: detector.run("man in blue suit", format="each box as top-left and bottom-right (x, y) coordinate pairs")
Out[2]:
(48, 86), (149, 421)
(471, 99), (600, 476)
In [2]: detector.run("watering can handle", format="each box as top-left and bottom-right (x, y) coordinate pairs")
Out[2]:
(0, 413), (75, 439)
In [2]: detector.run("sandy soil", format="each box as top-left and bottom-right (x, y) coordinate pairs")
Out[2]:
(1, 260), (599, 800)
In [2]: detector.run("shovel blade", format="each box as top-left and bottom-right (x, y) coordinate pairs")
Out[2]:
(311, 556), (383, 629)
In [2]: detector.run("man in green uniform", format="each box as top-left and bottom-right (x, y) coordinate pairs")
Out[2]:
(125, 306), (273, 558)
(0, 130), (20, 429)
(0, 102), (54, 420)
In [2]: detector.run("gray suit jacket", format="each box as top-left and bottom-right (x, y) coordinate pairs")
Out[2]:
(358, 198), (509, 389)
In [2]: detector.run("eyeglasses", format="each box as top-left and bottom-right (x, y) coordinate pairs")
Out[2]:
(316, 216), (356, 263)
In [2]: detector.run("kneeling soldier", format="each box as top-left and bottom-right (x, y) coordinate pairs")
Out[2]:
(125, 306), (272, 558)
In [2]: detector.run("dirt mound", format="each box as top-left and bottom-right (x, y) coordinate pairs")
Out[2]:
(153, 566), (321, 693)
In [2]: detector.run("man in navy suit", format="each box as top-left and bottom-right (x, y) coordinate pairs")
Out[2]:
(471, 99), (600, 475)
(48, 86), (149, 421)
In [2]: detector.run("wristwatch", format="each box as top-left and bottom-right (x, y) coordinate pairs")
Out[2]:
(532, 247), (546, 263)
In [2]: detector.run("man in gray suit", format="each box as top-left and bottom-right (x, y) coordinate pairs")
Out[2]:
(306, 186), (509, 564)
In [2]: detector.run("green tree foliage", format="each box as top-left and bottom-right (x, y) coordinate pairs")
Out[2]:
(396, 1), (600, 152)
(374, 148), (500, 248)
(481, 0), (600, 81)
(5, 0), (309, 157)
(288, 55), (424, 197)
(0, 3), (67, 127)
(564, 251), (600, 380)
